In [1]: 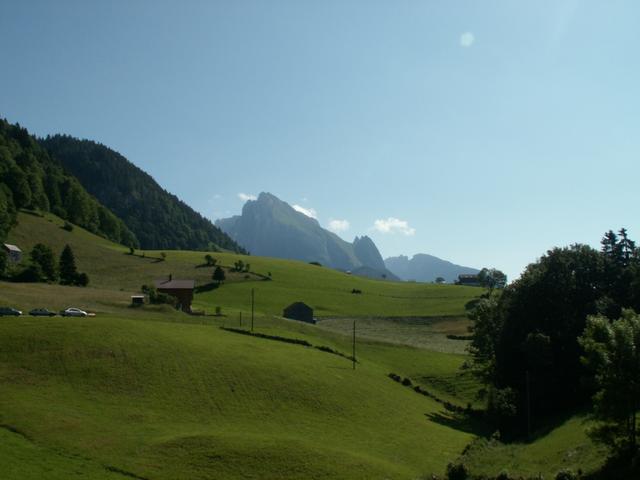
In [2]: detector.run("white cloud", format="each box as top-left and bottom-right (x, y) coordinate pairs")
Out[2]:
(292, 204), (317, 219)
(238, 192), (257, 202)
(459, 32), (475, 47)
(373, 217), (416, 236)
(328, 219), (350, 233)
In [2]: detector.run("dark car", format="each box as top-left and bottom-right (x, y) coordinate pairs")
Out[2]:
(0, 307), (22, 316)
(29, 308), (57, 317)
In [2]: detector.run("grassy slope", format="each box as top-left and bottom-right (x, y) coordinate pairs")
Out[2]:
(0, 313), (474, 480)
(7, 212), (480, 318)
(0, 212), (606, 478)
(459, 414), (607, 477)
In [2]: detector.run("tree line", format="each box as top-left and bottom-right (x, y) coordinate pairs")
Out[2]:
(468, 228), (640, 463)
(41, 135), (247, 253)
(0, 243), (89, 286)
(0, 119), (138, 247)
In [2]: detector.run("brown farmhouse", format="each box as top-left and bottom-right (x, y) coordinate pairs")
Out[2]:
(154, 276), (195, 313)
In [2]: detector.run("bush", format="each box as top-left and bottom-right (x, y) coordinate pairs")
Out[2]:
(554, 469), (577, 480)
(446, 462), (469, 480)
(62, 221), (74, 232)
(12, 264), (45, 283)
(75, 272), (89, 287)
(141, 284), (177, 306)
(215, 306), (222, 316)
(495, 471), (513, 480)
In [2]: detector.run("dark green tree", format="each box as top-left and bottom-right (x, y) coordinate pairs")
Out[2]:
(30, 243), (57, 281)
(477, 268), (507, 290)
(579, 310), (640, 457)
(0, 249), (7, 278)
(204, 254), (217, 266)
(59, 244), (78, 285)
(213, 266), (226, 285)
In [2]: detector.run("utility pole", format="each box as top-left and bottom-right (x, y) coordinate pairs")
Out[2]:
(251, 288), (255, 332)
(352, 320), (356, 370)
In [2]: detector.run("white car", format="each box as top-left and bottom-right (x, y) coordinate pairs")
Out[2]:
(60, 307), (88, 317)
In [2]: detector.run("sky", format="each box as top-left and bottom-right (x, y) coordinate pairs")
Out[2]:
(1, 0), (639, 281)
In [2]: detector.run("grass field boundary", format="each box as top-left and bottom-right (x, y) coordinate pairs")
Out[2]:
(220, 326), (357, 363)
(388, 373), (483, 417)
(104, 465), (150, 480)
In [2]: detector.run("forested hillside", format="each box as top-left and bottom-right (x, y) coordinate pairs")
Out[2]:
(0, 119), (136, 247)
(41, 135), (246, 253)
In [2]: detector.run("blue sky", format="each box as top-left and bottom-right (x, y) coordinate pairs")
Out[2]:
(1, 1), (639, 280)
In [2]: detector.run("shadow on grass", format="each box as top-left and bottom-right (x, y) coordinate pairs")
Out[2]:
(424, 411), (489, 436)
(195, 282), (220, 293)
(122, 252), (165, 262)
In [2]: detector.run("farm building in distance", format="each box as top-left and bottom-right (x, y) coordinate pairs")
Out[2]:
(283, 302), (315, 324)
(456, 274), (481, 286)
(154, 276), (195, 312)
(2, 244), (22, 263)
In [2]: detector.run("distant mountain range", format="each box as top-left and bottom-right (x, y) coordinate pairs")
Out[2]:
(216, 193), (398, 280)
(384, 254), (479, 283)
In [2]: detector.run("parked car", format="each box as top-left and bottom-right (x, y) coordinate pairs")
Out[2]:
(29, 308), (57, 317)
(0, 307), (22, 316)
(60, 307), (88, 317)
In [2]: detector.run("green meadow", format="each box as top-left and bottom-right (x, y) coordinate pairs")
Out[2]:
(0, 212), (606, 479)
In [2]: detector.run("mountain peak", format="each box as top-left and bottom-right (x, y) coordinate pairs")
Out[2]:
(385, 253), (478, 283)
(216, 192), (394, 279)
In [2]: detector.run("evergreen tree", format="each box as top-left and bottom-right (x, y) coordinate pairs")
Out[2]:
(59, 244), (78, 285)
(30, 243), (57, 281)
(213, 266), (226, 285)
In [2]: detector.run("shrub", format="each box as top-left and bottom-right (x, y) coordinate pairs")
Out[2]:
(75, 272), (89, 287)
(12, 264), (45, 283)
(141, 285), (177, 306)
(495, 471), (513, 480)
(401, 377), (413, 387)
(555, 469), (577, 480)
(445, 462), (469, 480)
(62, 221), (74, 232)
(215, 306), (222, 316)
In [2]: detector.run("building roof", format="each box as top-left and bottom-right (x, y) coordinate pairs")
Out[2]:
(284, 301), (312, 310)
(3, 243), (22, 253)
(154, 279), (195, 290)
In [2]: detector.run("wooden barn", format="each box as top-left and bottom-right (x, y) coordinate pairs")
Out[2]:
(456, 274), (481, 286)
(283, 302), (315, 324)
(2, 243), (22, 263)
(154, 275), (195, 313)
